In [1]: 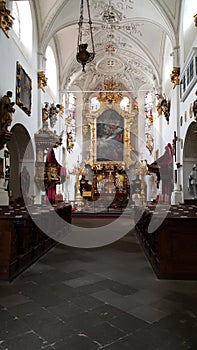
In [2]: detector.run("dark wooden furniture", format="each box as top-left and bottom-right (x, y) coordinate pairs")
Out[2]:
(135, 204), (197, 280)
(0, 203), (72, 281)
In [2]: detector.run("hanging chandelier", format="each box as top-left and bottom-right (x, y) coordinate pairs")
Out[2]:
(97, 78), (123, 104)
(76, 0), (95, 72)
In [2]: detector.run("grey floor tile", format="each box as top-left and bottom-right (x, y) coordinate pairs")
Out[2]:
(62, 309), (103, 332)
(8, 301), (46, 318)
(71, 295), (106, 311)
(70, 282), (106, 295)
(109, 294), (144, 312)
(0, 230), (197, 348)
(0, 317), (31, 341)
(108, 312), (148, 334)
(93, 304), (129, 322)
(94, 279), (138, 296)
(63, 274), (104, 288)
(53, 334), (99, 350)
(0, 293), (31, 308)
(84, 321), (125, 347)
(0, 330), (50, 350)
(127, 304), (169, 323)
(46, 301), (82, 322)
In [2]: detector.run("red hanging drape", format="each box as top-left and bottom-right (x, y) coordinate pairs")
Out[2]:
(45, 148), (66, 203)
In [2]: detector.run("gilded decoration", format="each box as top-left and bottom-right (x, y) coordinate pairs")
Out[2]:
(170, 67), (180, 89)
(0, 91), (15, 149)
(194, 14), (197, 27)
(85, 102), (136, 169)
(0, 1), (14, 38)
(38, 71), (48, 92)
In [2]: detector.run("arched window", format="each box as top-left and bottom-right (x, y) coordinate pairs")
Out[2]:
(120, 96), (130, 111)
(90, 97), (100, 112)
(183, 0), (196, 32)
(12, 1), (32, 54)
(45, 46), (57, 95)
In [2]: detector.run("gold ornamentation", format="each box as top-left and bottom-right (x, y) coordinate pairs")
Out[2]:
(0, 91), (15, 132)
(193, 91), (197, 122)
(0, 130), (12, 150)
(145, 133), (154, 155)
(0, 1), (14, 38)
(135, 160), (148, 205)
(85, 102), (136, 169)
(194, 14), (197, 27)
(97, 78), (123, 104)
(170, 67), (180, 89)
(67, 132), (74, 153)
(189, 103), (193, 118)
(38, 71), (48, 92)
(42, 102), (64, 127)
(131, 97), (139, 111)
(35, 163), (61, 191)
(82, 124), (89, 136)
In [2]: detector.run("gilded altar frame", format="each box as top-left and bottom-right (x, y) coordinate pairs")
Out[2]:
(85, 102), (136, 169)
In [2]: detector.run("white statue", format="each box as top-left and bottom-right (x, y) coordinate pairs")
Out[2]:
(145, 173), (157, 202)
(188, 164), (197, 199)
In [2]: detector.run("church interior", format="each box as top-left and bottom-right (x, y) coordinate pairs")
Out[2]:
(0, 0), (197, 349)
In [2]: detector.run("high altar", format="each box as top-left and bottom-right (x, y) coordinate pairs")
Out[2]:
(78, 100), (138, 208)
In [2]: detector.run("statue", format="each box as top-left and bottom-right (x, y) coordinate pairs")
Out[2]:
(67, 132), (74, 153)
(80, 174), (92, 196)
(145, 172), (157, 202)
(188, 164), (197, 199)
(193, 91), (197, 122)
(0, 91), (15, 132)
(42, 102), (49, 123)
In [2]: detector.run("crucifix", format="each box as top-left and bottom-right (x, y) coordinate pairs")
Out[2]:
(172, 131), (177, 162)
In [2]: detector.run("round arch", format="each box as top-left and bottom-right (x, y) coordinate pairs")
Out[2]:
(7, 124), (34, 202)
(183, 122), (197, 200)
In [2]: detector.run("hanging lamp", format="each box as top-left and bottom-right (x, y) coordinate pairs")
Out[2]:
(76, 0), (95, 72)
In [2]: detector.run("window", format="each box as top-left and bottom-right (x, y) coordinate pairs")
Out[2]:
(180, 48), (197, 101)
(12, 1), (32, 54)
(90, 97), (100, 112)
(45, 46), (57, 95)
(120, 96), (130, 111)
(183, 0), (196, 32)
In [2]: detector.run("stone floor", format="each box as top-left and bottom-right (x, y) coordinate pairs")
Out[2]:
(0, 219), (197, 349)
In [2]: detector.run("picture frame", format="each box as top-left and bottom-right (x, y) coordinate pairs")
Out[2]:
(86, 103), (135, 169)
(96, 109), (124, 162)
(16, 61), (32, 116)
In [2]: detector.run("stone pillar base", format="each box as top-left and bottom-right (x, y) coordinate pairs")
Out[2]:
(0, 189), (9, 205)
(171, 190), (184, 205)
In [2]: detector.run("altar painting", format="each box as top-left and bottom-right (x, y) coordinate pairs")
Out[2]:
(96, 109), (124, 162)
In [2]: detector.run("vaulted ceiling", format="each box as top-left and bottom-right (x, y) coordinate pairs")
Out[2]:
(34, 0), (182, 96)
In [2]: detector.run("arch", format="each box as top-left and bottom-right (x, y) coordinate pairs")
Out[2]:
(7, 124), (34, 202)
(183, 122), (197, 200)
(45, 45), (58, 96)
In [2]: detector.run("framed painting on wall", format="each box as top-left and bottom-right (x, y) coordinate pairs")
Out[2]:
(96, 109), (124, 162)
(16, 61), (32, 116)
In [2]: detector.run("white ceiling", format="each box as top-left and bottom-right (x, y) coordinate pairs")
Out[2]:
(34, 0), (181, 96)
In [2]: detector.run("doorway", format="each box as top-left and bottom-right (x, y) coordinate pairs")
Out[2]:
(7, 123), (34, 202)
(183, 122), (197, 199)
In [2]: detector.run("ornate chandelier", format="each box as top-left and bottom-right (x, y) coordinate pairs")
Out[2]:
(76, 0), (95, 72)
(97, 78), (123, 104)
